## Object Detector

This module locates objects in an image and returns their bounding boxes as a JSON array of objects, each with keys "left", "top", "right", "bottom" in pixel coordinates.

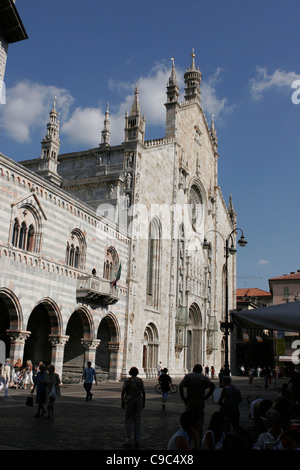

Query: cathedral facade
[{"left": 0, "top": 50, "right": 239, "bottom": 381}]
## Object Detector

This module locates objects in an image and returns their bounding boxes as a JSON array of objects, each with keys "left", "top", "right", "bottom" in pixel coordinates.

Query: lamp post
[{"left": 203, "top": 228, "right": 247, "bottom": 377}]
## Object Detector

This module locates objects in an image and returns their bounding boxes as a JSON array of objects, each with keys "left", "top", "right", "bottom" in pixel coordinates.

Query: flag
[{"left": 112, "top": 263, "right": 122, "bottom": 288}]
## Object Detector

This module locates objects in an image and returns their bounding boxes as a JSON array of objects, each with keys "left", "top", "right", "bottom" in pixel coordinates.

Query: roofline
[{"left": 0, "top": 0, "right": 28, "bottom": 43}]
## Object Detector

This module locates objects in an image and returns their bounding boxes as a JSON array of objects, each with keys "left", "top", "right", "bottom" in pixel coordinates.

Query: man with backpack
[{"left": 121, "top": 367, "right": 146, "bottom": 448}]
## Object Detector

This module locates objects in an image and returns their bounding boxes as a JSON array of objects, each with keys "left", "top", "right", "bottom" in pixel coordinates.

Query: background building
[
  {"left": 233, "top": 288, "right": 273, "bottom": 372},
  {"left": 269, "top": 271, "right": 300, "bottom": 366}
]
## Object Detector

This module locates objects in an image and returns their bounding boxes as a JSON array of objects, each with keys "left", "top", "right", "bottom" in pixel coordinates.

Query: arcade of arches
[
  {"left": 1, "top": 287, "right": 212, "bottom": 379},
  {"left": 0, "top": 289, "right": 121, "bottom": 381}
]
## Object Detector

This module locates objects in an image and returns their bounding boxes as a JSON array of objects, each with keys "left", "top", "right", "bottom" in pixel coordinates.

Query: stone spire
[
  {"left": 210, "top": 114, "right": 218, "bottom": 149},
  {"left": 130, "top": 85, "right": 141, "bottom": 115},
  {"left": 124, "top": 85, "right": 145, "bottom": 143},
  {"left": 165, "top": 58, "right": 180, "bottom": 138},
  {"left": 38, "top": 97, "right": 61, "bottom": 185},
  {"left": 228, "top": 193, "right": 237, "bottom": 224},
  {"left": 101, "top": 103, "right": 110, "bottom": 146},
  {"left": 166, "top": 58, "right": 179, "bottom": 104},
  {"left": 184, "top": 49, "right": 202, "bottom": 102}
]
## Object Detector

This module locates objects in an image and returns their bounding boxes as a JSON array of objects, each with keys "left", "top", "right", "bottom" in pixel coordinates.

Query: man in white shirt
[
  {"left": 252, "top": 409, "right": 284, "bottom": 450},
  {"left": 82, "top": 361, "right": 97, "bottom": 401}
]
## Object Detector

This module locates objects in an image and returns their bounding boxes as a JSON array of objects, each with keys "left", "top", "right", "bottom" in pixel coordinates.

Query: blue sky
[{"left": 1, "top": 0, "right": 300, "bottom": 293}]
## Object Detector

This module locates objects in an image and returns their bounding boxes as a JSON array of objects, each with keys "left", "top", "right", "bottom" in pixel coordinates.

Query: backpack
[{"left": 125, "top": 377, "right": 142, "bottom": 403}]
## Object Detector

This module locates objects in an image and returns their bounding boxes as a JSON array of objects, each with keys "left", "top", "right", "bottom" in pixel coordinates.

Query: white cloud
[
  {"left": 109, "top": 61, "right": 172, "bottom": 132},
  {"left": 62, "top": 107, "right": 103, "bottom": 147},
  {"left": 1, "top": 81, "right": 74, "bottom": 143},
  {"left": 109, "top": 62, "right": 234, "bottom": 139},
  {"left": 201, "top": 68, "right": 234, "bottom": 119},
  {"left": 1, "top": 63, "right": 233, "bottom": 149},
  {"left": 257, "top": 260, "right": 270, "bottom": 266},
  {"left": 250, "top": 67, "right": 300, "bottom": 100}
]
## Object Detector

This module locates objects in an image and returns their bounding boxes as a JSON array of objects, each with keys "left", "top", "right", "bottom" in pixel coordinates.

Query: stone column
[
  {"left": 48, "top": 335, "right": 69, "bottom": 380},
  {"left": 7, "top": 330, "right": 31, "bottom": 376},
  {"left": 108, "top": 342, "right": 122, "bottom": 380},
  {"left": 81, "top": 339, "right": 101, "bottom": 368}
]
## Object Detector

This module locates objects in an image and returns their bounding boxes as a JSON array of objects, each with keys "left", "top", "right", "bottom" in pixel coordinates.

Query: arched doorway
[
  {"left": 96, "top": 313, "right": 120, "bottom": 380},
  {"left": 23, "top": 298, "right": 62, "bottom": 369},
  {"left": 64, "top": 308, "right": 92, "bottom": 373},
  {"left": 186, "top": 303, "right": 202, "bottom": 371},
  {"left": 0, "top": 296, "right": 11, "bottom": 357},
  {"left": 142, "top": 322, "right": 159, "bottom": 377},
  {"left": 96, "top": 317, "right": 110, "bottom": 372},
  {"left": 23, "top": 304, "right": 52, "bottom": 367},
  {"left": 0, "top": 288, "right": 23, "bottom": 361}
]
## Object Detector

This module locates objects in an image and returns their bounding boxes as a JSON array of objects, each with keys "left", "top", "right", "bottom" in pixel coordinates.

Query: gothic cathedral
[{"left": 0, "top": 49, "right": 238, "bottom": 380}]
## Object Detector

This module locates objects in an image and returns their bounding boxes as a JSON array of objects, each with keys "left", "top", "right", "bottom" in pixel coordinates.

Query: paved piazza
[{"left": 0, "top": 376, "right": 286, "bottom": 454}]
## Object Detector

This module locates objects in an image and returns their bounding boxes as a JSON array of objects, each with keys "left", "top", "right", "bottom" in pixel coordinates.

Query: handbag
[
  {"left": 49, "top": 384, "right": 56, "bottom": 399},
  {"left": 26, "top": 396, "right": 33, "bottom": 407}
]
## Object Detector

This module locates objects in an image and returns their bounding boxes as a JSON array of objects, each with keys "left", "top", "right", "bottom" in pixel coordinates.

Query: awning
[{"left": 231, "top": 301, "right": 300, "bottom": 332}]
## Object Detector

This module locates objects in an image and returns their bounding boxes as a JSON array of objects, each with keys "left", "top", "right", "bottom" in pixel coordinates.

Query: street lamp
[{"left": 203, "top": 228, "right": 247, "bottom": 376}]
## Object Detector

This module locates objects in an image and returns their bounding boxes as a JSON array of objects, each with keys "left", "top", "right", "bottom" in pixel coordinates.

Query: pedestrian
[
  {"left": 82, "top": 361, "right": 97, "bottom": 401},
  {"left": 218, "top": 376, "right": 242, "bottom": 433},
  {"left": 23, "top": 360, "right": 34, "bottom": 390},
  {"left": 179, "top": 364, "right": 215, "bottom": 442},
  {"left": 31, "top": 363, "right": 47, "bottom": 417},
  {"left": 167, "top": 411, "right": 200, "bottom": 450},
  {"left": 219, "top": 367, "right": 224, "bottom": 387},
  {"left": 210, "top": 366, "right": 215, "bottom": 379},
  {"left": 13, "top": 358, "right": 22, "bottom": 385},
  {"left": 263, "top": 366, "right": 271, "bottom": 389},
  {"left": 248, "top": 367, "right": 255, "bottom": 383},
  {"left": 44, "top": 364, "right": 60, "bottom": 420},
  {"left": 252, "top": 409, "right": 284, "bottom": 450},
  {"left": 0, "top": 358, "right": 11, "bottom": 397},
  {"left": 256, "top": 366, "right": 262, "bottom": 378},
  {"left": 159, "top": 367, "right": 172, "bottom": 410},
  {"left": 201, "top": 411, "right": 229, "bottom": 450},
  {"left": 205, "top": 365, "right": 209, "bottom": 377},
  {"left": 121, "top": 367, "right": 145, "bottom": 448}
]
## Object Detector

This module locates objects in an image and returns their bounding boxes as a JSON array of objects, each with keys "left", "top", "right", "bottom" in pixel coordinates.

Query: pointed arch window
[
  {"left": 65, "top": 229, "right": 86, "bottom": 270},
  {"left": 11, "top": 207, "right": 38, "bottom": 253},
  {"left": 18, "top": 221, "right": 27, "bottom": 249},
  {"left": 12, "top": 218, "right": 20, "bottom": 247},
  {"left": 103, "top": 246, "right": 119, "bottom": 281},
  {"left": 146, "top": 218, "right": 161, "bottom": 308},
  {"left": 142, "top": 322, "right": 159, "bottom": 376}
]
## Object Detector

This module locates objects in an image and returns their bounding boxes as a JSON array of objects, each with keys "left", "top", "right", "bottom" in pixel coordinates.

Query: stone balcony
[{"left": 76, "top": 275, "right": 120, "bottom": 305}]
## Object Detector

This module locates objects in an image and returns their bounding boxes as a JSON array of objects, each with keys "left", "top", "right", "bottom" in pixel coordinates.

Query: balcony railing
[{"left": 76, "top": 275, "right": 120, "bottom": 305}]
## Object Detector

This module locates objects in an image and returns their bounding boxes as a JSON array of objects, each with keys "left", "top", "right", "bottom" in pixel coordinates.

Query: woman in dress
[
  {"left": 31, "top": 363, "right": 47, "bottom": 417},
  {"left": 23, "top": 360, "right": 34, "bottom": 390},
  {"left": 44, "top": 364, "right": 60, "bottom": 420}
]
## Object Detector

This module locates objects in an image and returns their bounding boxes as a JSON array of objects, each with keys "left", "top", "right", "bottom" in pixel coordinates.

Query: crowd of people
[
  {"left": 124, "top": 361, "right": 300, "bottom": 450},
  {"left": 1, "top": 356, "right": 300, "bottom": 450},
  {"left": 173, "top": 363, "right": 300, "bottom": 450},
  {"left": 0, "top": 358, "right": 61, "bottom": 420}
]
